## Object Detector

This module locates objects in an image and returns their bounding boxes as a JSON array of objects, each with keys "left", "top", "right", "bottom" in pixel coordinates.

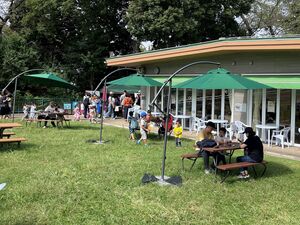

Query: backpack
[
  {"left": 130, "top": 118, "right": 139, "bottom": 129},
  {"left": 196, "top": 139, "right": 217, "bottom": 154}
]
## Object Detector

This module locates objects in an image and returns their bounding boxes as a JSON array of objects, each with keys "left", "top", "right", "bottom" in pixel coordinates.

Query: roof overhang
[{"left": 106, "top": 38, "right": 300, "bottom": 67}]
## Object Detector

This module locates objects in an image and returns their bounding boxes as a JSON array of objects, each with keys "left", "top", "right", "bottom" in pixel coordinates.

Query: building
[{"left": 106, "top": 37, "right": 300, "bottom": 146}]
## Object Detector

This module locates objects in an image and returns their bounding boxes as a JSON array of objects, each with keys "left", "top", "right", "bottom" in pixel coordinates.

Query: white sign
[
  {"left": 267, "top": 101, "right": 275, "bottom": 113},
  {"left": 235, "top": 103, "right": 247, "bottom": 112}
]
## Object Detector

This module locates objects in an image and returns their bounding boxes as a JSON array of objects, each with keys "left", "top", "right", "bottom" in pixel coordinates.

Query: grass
[{"left": 0, "top": 120, "right": 300, "bottom": 225}]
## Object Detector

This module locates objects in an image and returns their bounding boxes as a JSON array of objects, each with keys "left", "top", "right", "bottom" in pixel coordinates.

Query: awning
[{"left": 245, "top": 75, "right": 300, "bottom": 89}]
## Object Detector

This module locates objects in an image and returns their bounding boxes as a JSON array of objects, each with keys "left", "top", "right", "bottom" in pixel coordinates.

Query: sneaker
[
  {"left": 43, "top": 126, "right": 47, "bottom": 129},
  {"left": 237, "top": 173, "right": 250, "bottom": 179},
  {"left": 136, "top": 140, "right": 141, "bottom": 145},
  {"left": 204, "top": 169, "right": 211, "bottom": 175}
]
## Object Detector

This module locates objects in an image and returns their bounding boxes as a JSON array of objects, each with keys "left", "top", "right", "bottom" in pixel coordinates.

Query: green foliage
[
  {"left": 0, "top": 27, "right": 40, "bottom": 85},
  {"left": 283, "top": 0, "right": 300, "bottom": 34},
  {"left": 1, "top": 122, "right": 300, "bottom": 224},
  {"left": 2, "top": 0, "right": 134, "bottom": 92},
  {"left": 126, "top": 0, "right": 254, "bottom": 48}
]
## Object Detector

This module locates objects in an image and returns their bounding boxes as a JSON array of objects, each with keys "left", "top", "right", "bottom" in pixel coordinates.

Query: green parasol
[
  {"left": 23, "top": 73, "right": 77, "bottom": 90},
  {"left": 108, "top": 73, "right": 162, "bottom": 87},
  {"left": 174, "top": 68, "right": 271, "bottom": 89}
]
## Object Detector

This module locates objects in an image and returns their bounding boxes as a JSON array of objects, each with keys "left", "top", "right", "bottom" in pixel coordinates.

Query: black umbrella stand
[
  {"left": 89, "top": 68, "right": 138, "bottom": 145},
  {"left": 144, "top": 61, "right": 221, "bottom": 186}
]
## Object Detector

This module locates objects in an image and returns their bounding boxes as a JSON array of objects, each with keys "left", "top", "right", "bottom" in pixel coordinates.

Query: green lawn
[{"left": 0, "top": 121, "right": 300, "bottom": 225}]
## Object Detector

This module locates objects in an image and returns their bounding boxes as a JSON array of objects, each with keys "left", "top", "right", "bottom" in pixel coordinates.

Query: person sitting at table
[
  {"left": 196, "top": 122, "right": 225, "bottom": 174},
  {"left": 38, "top": 102, "right": 57, "bottom": 128},
  {"left": 237, "top": 127, "right": 264, "bottom": 179},
  {"left": 215, "top": 127, "right": 230, "bottom": 145}
]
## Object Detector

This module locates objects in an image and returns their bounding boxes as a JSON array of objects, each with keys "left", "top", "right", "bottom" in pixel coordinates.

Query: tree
[
  {"left": 6, "top": 0, "right": 134, "bottom": 91},
  {"left": 126, "top": 0, "right": 254, "bottom": 49},
  {"left": 239, "top": 0, "right": 298, "bottom": 36},
  {"left": 283, "top": 0, "right": 300, "bottom": 34},
  {"left": 0, "top": 0, "right": 25, "bottom": 34}
]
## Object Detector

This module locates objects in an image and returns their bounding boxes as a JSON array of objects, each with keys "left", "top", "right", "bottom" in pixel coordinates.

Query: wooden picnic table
[
  {"left": 0, "top": 123, "right": 22, "bottom": 138},
  {"left": 202, "top": 142, "right": 242, "bottom": 170}
]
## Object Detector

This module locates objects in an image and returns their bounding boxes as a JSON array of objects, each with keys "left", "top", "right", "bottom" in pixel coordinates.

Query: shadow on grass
[
  {"left": 217, "top": 160, "right": 293, "bottom": 184},
  {"left": 0, "top": 143, "right": 37, "bottom": 153}
]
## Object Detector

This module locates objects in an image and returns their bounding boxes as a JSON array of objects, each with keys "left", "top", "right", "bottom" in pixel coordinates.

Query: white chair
[
  {"left": 271, "top": 127, "right": 290, "bottom": 149},
  {"left": 193, "top": 117, "right": 206, "bottom": 134},
  {"left": 225, "top": 122, "right": 236, "bottom": 140},
  {"left": 225, "top": 121, "right": 248, "bottom": 140}
]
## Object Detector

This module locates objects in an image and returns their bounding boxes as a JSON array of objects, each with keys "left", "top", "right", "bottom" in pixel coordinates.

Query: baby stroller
[{"left": 158, "top": 114, "right": 174, "bottom": 138}]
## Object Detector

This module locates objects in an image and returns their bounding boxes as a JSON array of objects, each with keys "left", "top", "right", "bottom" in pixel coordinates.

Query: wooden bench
[
  {"left": 181, "top": 152, "right": 202, "bottom": 170},
  {"left": 2, "top": 132, "right": 15, "bottom": 138},
  {"left": 26, "top": 119, "right": 70, "bottom": 128},
  {"left": 0, "top": 137, "right": 27, "bottom": 146},
  {"left": 216, "top": 160, "right": 268, "bottom": 183}
]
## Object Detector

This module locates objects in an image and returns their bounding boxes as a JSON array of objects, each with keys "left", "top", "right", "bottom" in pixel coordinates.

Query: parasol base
[
  {"left": 93, "top": 140, "right": 109, "bottom": 145},
  {"left": 86, "top": 139, "right": 110, "bottom": 144},
  {"left": 141, "top": 173, "right": 182, "bottom": 186}
]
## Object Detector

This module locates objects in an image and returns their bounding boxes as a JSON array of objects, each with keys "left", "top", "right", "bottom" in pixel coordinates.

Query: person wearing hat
[
  {"left": 137, "top": 111, "right": 149, "bottom": 145},
  {"left": 237, "top": 127, "right": 264, "bottom": 179},
  {"left": 196, "top": 122, "right": 226, "bottom": 174}
]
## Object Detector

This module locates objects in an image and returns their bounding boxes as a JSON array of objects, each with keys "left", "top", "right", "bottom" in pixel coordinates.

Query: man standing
[
  {"left": 105, "top": 92, "right": 115, "bottom": 119},
  {"left": 83, "top": 92, "right": 90, "bottom": 118}
]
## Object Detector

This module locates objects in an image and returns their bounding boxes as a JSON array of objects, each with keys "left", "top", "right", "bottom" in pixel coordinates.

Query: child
[
  {"left": 29, "top": 103, "right": 37, "bottom": 119},
  {"left": 89, "top": 105, "right": 96, "bottom": 123},
  {"left": 73, "top": 105, "right": 81, "bottom": 121},
  {"left": 21, "top": 104, "right": 29, "bottom": 121},
  {"left": 215, "top": 127, "right": 230, "bottom": 145},
  {"left": 128, "top": 111, "right": 138, "bottom": 140},
  {"left": 137, "top": 111, "right": 149, "bottom": 145},
  {"left": 173, "top": 120, "right": 183, "bottom": 147}
]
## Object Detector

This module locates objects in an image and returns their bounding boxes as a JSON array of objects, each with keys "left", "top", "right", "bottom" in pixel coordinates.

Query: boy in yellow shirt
[{"left": 173, "top": 120, "right": 183, "bottom": 147}]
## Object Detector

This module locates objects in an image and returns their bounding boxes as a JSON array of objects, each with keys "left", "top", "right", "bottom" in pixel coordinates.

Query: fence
[{"left": 15, "top": 97, "right": 80, "bottom": 114}]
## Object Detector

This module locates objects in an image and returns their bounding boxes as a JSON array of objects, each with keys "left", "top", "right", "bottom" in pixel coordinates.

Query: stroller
[{"left": 158, "top": 114, "right": 174, "bottom": 138}]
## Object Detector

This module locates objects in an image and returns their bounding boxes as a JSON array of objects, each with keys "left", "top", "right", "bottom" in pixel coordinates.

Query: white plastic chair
[
  {"left": 193, "top": 117, "right": 206, "bottom": 134},
  {"left": 271, "top": 127, "right": 290, "bottom": 149},
  {"left": 225, "top": 121, "right": 248, "bottom": 140}
]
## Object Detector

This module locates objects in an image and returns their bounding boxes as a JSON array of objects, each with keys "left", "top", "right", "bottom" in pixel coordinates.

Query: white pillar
[
  {"left": 231, "top": 89, "right": 235, "bottom": 123},
  {"left": 211, "top": 90, "right": 215, "bottom": 119},
  {"left": 221, "top": 89, "right": 225, "bottom": 120},
  {"left": 248, "top": 90, "right": 253, "bottom": 126},
  {"left": 154, "top": 86, "right": 157, "bottom": 112},
  {"left": 262, "top": 89, "right": 267, "bottom": 141},
  {"left": 192, "top": 89, "right": 196, "bottom": 117},
  {"left": 175, "top": 88, "right": 178, "bottom": 115},
  {"left": 291, "top": 89, "right": 296, "bottom": 145},
  {"left": 276, "top": 89, "right": 280, "bottom": 128},
  {"left": 202, "top": 90, "right": 206, "bottom": 120}
]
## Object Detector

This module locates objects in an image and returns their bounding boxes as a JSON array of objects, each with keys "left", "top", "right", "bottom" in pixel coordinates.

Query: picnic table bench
[
  {"left": 2, "top": 132, "right": 15, "bottom": 138},
  {"left": 181, "top": 152, "right": 202, "bottom": 170},
  {"left": 26, "top": 118, "right": 71, "bottom": 127},
  {"left": 0, "top": 137, "right": 27, "bottom": 146},
  {"left": 216, "top": 160, "right": 268, "bottom": 183}
]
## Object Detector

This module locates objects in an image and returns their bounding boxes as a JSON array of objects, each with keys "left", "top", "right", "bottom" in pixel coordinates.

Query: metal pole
[
  {"left": 91, "top": 67, "right": 138, "bottom": 144},
  {"left": 148, "top": 61, "right": 221, "bottom": 183},
  {"left": 12, "top": 77, "right": 18, "bottom": 122},
  {"left": 161, "top": 79, "right": 172, "bottom": 180},
  {"left": 99, "top": 80, "right": 106, "bottom": 143}
]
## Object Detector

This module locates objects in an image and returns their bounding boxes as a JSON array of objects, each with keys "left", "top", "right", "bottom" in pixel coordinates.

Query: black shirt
[{"left": 244, "top": 135, "right": 264, "bottom": 162}]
